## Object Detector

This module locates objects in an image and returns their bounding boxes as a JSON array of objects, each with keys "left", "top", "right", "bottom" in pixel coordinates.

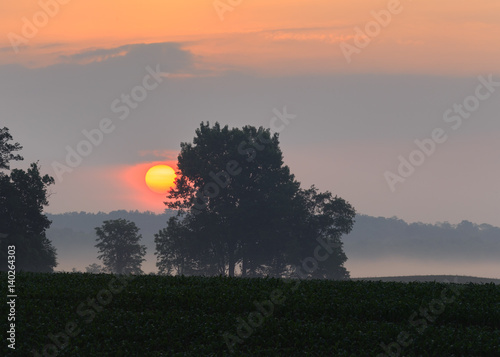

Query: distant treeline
[
  {"left": 47, "top": 209, "right": 176, "bottom": 236},
  {"left": 46, "top": 211, "right": 500, "bottom": 272},
  {"left": 345, "top": 215, "right": 500, "bottom": 261},
  {"left": 46, "top": 210, "right": 176, "bottom": 270}
]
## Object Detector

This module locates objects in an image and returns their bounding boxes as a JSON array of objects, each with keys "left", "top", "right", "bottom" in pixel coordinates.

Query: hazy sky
[{"left": 1, "top": 0, "right": 499, "bottom": 227}]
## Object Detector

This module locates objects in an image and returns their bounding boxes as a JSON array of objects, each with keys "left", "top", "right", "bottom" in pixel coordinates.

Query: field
[
  {"left": 2, "top": 272, "right": 500, "bottom": 356},
  {"left": 353, "top": 275, "right": 500, "bottom": 284}
]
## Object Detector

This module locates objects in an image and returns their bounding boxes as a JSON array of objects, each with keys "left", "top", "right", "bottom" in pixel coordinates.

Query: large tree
[
  {"left": 95, "top": 219, "right": 147, "bottom": 274},
  {"left": 0, "top": 127, "right": 57, "bottom": 272},
  {"left": 155, "top": 122, "right": 355, "bottom": 279}
]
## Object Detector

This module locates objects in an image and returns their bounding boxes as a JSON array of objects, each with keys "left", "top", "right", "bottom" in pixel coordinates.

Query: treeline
[
  {"left": 46, "top": 211, "right": 177, "bottom": 274},
  {"left": 345, "top": 215, "right": 500, "bottom": 261},
  {"left": 48, "top": 210, "right": 176, "bottom": 237},
  {"left": 46, "top": 211, "right": 500, "bottom": 274}
]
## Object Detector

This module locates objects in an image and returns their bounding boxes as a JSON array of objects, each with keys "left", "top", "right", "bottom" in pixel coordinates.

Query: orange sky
[
  {"left": 3, "top": 1, "right": 500, "bottom": 279},
  {"left": 1, "top": 0, "right": 499, "bottom": 75},
  {"left": 2, "top": 0, "right": 499, "bottom": 216},
  {"left": 63, "top": 161, "right": 180, "bottom": 214},
  {"left": 118, "top": 160, "right": 178, "bottom": 212}
]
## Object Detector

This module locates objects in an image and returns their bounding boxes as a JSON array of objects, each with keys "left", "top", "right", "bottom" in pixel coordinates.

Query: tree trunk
[
  {"left": 228, "top": 252, "right": 234, "bottom": 277},
  {"left": 241, "top": 252, "right": 247, "bottom": 277},
  {"left": 227, "top": 229, "right": 235, "bottom": 277}
]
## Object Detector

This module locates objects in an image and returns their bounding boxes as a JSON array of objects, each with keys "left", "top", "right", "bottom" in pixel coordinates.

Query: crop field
[{"left": 1, "top": 272, "right": 499, "bottom": 356}]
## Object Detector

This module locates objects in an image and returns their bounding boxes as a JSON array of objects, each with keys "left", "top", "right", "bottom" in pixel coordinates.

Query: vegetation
[
  {"left": 2, "top": 272, "right": 499, "bottom": 356},
  {"left": 347, "top": 215, "right": 500, "bottom": 261},
  {"left": 95, "top": 219, "right": 147, "bottom": 274},
  {"left": 44, "top": 211, "right": 500, "bottom": 275},
  {"left": 85, "top": 263, "right": 105, "bottom": 274},
  {"left": 0, "top": 127, "right": 23, "bottom": 170},
  {"left": 156, "top": 122, "right": 355, "bottom": 279},
  {"left": 0, "top": 127, "right": 57, "bottom": 272}
]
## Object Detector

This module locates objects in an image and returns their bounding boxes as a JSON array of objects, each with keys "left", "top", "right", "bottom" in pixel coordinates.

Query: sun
[{"left": 145, "top": 165, "right": 176, "bottom": 194}]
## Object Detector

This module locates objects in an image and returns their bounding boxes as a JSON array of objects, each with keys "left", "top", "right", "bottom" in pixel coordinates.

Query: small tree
[
  {"left": 95, "top": 219, "right": 146, "bottom": 274},
  {"left": 85, "top": 263, "right": 104, "bottom": 274}
]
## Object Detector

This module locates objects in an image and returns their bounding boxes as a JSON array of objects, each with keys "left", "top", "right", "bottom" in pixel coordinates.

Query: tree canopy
[
  {"left": 0, "top": 127, "right": 23, "bottom": 170},
  {"left": 95, "top": 219, "right": 147, "bottom": 274},
  {"left": 155, "top": 122, "right": 355, "bottom": 279},
  {"left": 0, "top": 127, "right": 57, "bottom": 272},
  {"left": 85, "top": 263, "right": 104, "bottom": 274}
]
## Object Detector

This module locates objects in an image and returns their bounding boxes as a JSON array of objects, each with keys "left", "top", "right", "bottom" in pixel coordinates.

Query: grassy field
[{"left": 2, "top": 272, "right": 499, "bottom": 356}]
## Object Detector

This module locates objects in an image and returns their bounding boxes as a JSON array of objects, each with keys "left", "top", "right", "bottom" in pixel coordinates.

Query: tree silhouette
[
  {"left": 156, "top": 122, "right": 355, "bottom": 278},
  {"left": 289, "top": 186, "right": 355, "bottom": 279},
  {"left": 85, "top": 263, "right": 104, "bottom": 274},
  {"left": 155, "top": 215, "right": 200, "bottom": 275},
  {"left": 95, "top": 219, "right": 146, "bottom": 274},
  {"left": 0, "top": 127, "right": 23, "bottom": 170},
  {"left": 0, "top": 127, "right": 57, "bottom": 272}
]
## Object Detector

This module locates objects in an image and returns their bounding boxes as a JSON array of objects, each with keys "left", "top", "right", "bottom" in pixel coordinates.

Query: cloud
[
  {"left": 0, "top": 41, "right": 195, "bottom": 169},
  {"left": 396, "top": 39, "right": 425, "bottom": 46},
  {"left": 38, "top": 42, "right": 68, "bottom": 49},
  {"left": 139, "top": 149, "right": 179, "bottom": 160},
  {"left": 261, "top": 27, "right": 354, "bottom": 45},
  {"left": 61, "top": 44, "right": 134, "bottom": 62},
  {"left": 0, "top": 45, "right": 26, "bottom": 53},
  {"left": 55, "top": 42, "right": 194, "bottom": 73}
]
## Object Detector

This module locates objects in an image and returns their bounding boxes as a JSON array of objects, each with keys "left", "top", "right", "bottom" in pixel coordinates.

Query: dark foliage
[
  {"left": 0, "top": 128, "right": 57, "bottom": 272},
  {"left": 156, "top": 122, "right": 355, "bottom": 279},
  {"left": 95, "top": 219, "right": 147, "bottom": 274}
]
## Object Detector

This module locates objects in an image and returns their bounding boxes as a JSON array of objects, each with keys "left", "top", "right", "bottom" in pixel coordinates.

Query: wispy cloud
[
  {"left": 138, "top": 149, "right": 179, "bottom": 160},
  {"left": 58, "top": 42, "right": 192, "bottom": 67},
  {"left": 60, "top": 45, "right": 133, "bottom": 64},
  {"left": 262, "top": 27, "right": 354, "bottom": 45},
  {"left": 0, "top": 45, "right": 26, "bottom": 53}
]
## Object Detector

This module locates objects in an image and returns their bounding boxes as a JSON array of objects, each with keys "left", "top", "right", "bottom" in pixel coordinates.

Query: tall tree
[
  {"left": 0, "top": 127, "right": 23, "bottom": 170},
  {"left": 156, "top": 215, "right": 201, "bottom": 275},
  {"left": 95, "top": 219, "right": 146, "bottom": 274},
  {"left": 156, "top": 122, "right": 355, "bottom": 278},
  {"left": 0, "top": 128, "right": 57, "bottom": 272}
]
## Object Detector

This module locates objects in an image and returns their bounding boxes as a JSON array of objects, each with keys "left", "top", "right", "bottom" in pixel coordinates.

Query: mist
[{"left": 46, "top": 211, "right": 500, "bottom": 279}]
